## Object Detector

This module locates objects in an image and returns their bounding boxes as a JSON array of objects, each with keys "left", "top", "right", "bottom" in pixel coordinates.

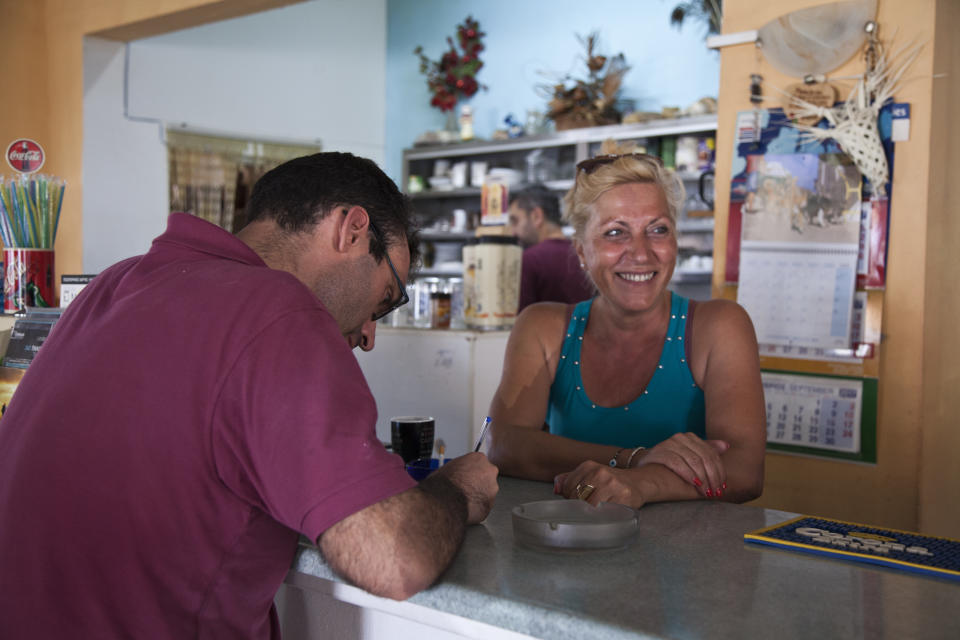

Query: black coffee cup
[{"left": 390, "top": 416, "right": 435, "bottom": 463}]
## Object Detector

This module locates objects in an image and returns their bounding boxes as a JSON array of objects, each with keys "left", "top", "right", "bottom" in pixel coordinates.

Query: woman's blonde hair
[{"left": 562, "top": 139, "right": 685, "bottom": 241}]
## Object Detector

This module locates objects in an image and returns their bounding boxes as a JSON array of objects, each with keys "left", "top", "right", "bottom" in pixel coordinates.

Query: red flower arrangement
[{"left": 414, "top": 16, "right": 486, "bottom": 112}]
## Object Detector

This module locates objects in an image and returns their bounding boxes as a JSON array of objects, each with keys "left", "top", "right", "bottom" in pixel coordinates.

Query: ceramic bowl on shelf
[
  {"left": 486, "top": 168, "right": 523, "bottom": 186},
  {"left": 428, "top": 176, "right": 453, "bottom": 191}
]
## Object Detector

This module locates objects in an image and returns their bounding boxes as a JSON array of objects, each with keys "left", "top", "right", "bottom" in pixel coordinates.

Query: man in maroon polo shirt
[
  {"left": 0, "top": 152, "right": 498, "bottom": 638},
  {"left": 507, "top": 183, "right": 594, "bottom": 312}
]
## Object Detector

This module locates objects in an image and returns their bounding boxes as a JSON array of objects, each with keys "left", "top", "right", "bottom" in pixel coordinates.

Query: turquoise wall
[{"left": 385, "top": 0, "right": 720, "bottom": 181}]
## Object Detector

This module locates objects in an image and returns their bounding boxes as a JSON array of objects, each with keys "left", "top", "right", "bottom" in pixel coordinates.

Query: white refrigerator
[{"left": 355, "top": 327, "right": 510, "bottom": 458}]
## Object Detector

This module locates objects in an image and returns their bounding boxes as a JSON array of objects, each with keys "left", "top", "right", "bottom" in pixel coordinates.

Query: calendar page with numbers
[
  {"left": 758, "top": 291, "right": 868, "bottom": 362},
  {"left": 762, "top": 372, "right": 863, "bottom": 454},
  {"left": 740, "top": 245, "right": 859, "bottom": 350}
]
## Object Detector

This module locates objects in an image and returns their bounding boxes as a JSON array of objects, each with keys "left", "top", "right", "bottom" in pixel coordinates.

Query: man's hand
[{"left": 428, "top": 452, "right": 499, "bottom": 524}]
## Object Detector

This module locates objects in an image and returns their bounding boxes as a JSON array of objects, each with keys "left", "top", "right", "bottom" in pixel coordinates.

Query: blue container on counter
[{"left": 405, "top": 457, "right": 441, "bottom": 482}]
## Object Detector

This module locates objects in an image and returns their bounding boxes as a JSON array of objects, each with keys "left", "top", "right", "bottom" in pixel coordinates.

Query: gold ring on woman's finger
[{"left": 575, "top": 482, "right": 595, "bottom": 500}]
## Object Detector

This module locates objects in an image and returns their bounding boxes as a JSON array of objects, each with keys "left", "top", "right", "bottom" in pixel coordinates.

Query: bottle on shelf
[
  {"left": 660, "top": 136, "right": 677, "bottom": 170},
  {"left": 459, "top": 105, "right": 475, "bottom": 141}
]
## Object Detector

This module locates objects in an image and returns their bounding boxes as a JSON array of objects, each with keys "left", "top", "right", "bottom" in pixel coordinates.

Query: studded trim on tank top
[{"left": 562, "top": 298, "right": 695, "bottom": 410}]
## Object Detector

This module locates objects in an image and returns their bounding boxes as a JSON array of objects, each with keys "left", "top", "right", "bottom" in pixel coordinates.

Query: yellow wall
[
  {"left": 716, "top": 0, "right": 959, "bottom": 536},
  {"left": 0, "top": 2, "right": 51, "bottom": 217},
  {"left": 0, "top": 0, "right": 300, "bottom": 298},
  {"left": 918, "top": 0, "right": 960, "bottom": 536}
]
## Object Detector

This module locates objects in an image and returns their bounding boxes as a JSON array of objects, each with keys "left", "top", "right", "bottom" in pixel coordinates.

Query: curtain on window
[{"left": 166, "top": 130, "right": 320, "bottom": 233}]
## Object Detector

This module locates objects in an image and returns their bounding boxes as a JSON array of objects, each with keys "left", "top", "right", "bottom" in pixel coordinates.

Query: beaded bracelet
[
  {"left": 609, "top": 447, "right": 626, "bottom": 467},
  {"left": 625, "top": 446, "right": 646, "bottom": 468}
]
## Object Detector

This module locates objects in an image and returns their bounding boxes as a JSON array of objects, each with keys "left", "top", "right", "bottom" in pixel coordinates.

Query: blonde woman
[{"left": 487, "top": 143, "right": 765, "bottom": 507}]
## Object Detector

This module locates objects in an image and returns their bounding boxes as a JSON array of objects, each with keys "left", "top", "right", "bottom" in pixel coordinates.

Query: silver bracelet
[
  {"left": 625, "top": 446, "right": 646, "bottom": 468},
  {"left": 609, "top": 448, "right": 626, "bottom": 467}
]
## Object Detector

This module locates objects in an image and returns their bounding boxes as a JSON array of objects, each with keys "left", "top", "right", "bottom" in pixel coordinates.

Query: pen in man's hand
[{"left": 474, "top": 416, "right": 492, "bottom": 452}]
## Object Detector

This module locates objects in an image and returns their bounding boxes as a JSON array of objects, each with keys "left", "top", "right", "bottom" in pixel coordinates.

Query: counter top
[{"left": 288, "top": 477, "right": 960, "bottom": 639}]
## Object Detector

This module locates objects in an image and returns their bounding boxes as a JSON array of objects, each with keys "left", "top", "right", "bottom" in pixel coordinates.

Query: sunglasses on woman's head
[{"left": 576, "top": 153, "right": 664, "bottom": 175}]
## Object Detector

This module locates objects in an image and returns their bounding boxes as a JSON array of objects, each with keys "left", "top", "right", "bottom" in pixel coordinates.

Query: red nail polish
[
  {"left": 716, "top": 489, "right": 723, "bottom": 498},
  {"left": 722, "top": 482, "right": 727, "bottom": 490},
  {"left": 705, "top": 489, "right": 712, "bottom": 497},
  {"left": 693, "top": 477, "right": 702, "bottom": 487}
]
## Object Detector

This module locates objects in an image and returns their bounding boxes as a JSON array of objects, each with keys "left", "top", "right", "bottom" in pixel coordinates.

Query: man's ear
[
  {"left": 530, "top": 206, "right": 545, "bottom": 227},
  {"left": 334, "top": 205, "right": 370, "bottom": 254}
]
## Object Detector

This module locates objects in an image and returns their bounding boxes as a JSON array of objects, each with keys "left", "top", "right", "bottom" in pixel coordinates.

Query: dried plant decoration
[
  {"left": 782, "top": 29, "right": 923, "bottom": 197},
  {"left": 541, "top": 33, "right": 631, "bottom": 130}
]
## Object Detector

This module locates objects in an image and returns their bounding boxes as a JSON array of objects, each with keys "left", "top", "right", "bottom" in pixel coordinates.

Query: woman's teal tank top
[{"left": 546, "top": 294, "right": 706, "bottom": 448}]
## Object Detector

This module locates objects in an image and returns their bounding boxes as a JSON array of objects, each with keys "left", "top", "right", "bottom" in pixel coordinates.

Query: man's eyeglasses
[
  {"left": 368, "top": 219, "right": 409, "bottom": 322},
  {"left": 576, "top": 153, "right": 664, "bottom": 175}
]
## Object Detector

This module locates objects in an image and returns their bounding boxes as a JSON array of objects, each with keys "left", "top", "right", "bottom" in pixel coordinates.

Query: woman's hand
[
  {"left": 554, "top": 433, "right": 730, "bottom": 508},
  {"left": 635, "top": 433, "right": 729, "bottom": 498},
  {"left": 554, "top": 461, "right": 641, "bottom": 508}
]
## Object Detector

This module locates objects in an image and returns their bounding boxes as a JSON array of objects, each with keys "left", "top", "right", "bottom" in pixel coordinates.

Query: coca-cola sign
[{"left": 6, "top": 138, "right": 45, "bottom": 174}]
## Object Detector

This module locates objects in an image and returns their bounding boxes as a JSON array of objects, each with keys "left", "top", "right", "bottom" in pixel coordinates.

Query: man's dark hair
[
  {"left": 245, "top": 152, "right": 419, "bottom": 265},
  {"left": 509, "top": 183, "right": 562, "bottom": 225}
]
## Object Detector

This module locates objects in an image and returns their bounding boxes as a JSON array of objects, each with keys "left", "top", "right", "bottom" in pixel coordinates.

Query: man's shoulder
[
  {"left": 524, "top": 237, "right": 574, "bottom": 259},
  {"left": 94, "top": 248, "right": 326, "bottom": 332},
  {"left": 199, "top": 260, "right": 328, "bottom": 327},
  {"left": 527, "top": 237, "right": 573, "bottom": 251}
]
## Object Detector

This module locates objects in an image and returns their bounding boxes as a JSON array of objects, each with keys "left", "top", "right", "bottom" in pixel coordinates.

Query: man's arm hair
[{"left": 318, "top": 474, "right": 467, "bottom": 600}]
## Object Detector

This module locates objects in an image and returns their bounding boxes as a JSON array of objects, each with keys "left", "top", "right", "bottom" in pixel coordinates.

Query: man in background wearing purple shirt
[
  {"left": 508, "top": 184, "right": 594, "bottom": 312},
  {"left": 0, "top": 152, "right": 498, "bottom": 639}
]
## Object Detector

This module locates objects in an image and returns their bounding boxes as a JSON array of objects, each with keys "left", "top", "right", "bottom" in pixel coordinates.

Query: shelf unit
[
  {"left": 402, "top": 114, "right": 717, "bottom": 180},
  {"left": 402, "top": 114, "right": 718, "bottom": 298}
]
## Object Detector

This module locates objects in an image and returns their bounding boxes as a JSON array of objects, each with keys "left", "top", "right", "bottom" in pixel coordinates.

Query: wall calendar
[{"left": 762, "top": 371, "right": 877, "bottom": 462}]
